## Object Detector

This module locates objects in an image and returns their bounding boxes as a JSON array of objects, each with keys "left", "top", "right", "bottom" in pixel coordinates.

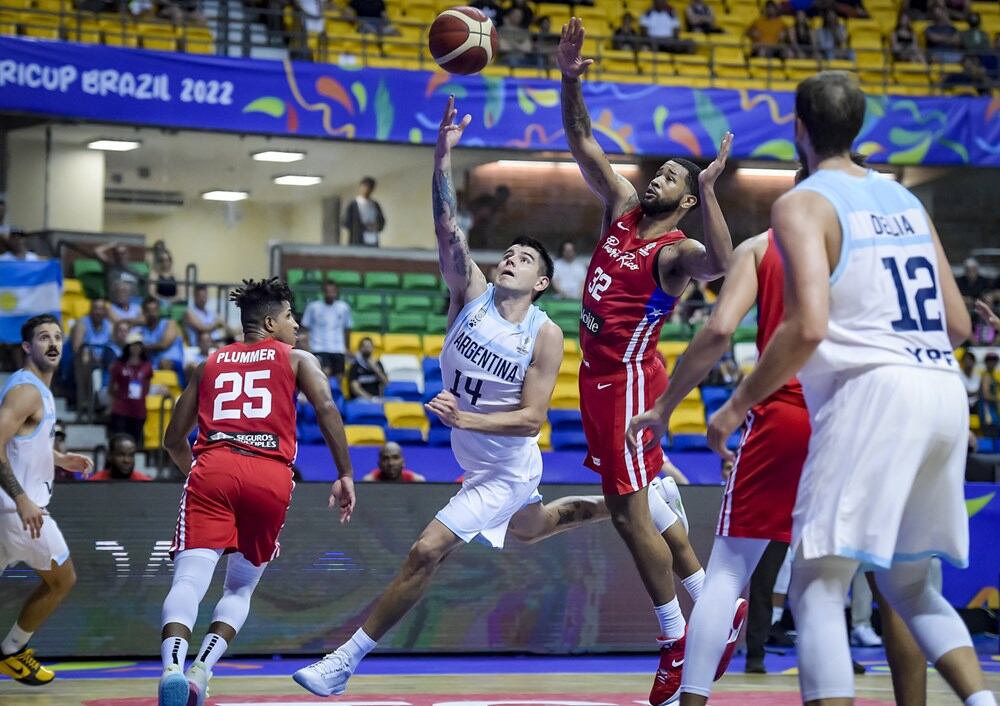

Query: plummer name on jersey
[
  {"left": 207, "top": 430, "right": 279, "bottom": 449},
  {"left": 216, "top": 349, "right": 278, "bottom": 364},
  {"left": 451, "top": 331, "right": 522, "bottom": 382}
]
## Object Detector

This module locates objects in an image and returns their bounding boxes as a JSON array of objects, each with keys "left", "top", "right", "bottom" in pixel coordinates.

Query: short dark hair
[
  {"left": 509, "top": 236, "right": 554, "bottom": 302},
  {"left": 796, "top": 71, "right": 865, "bottom": 160},
  {"left": 21, "top": 314, "right": 59, "bottom": 343},
  {"left": 142, "top": 296, "right": 158, "bottom": 309},
  {"left": 194, "top": 284, "right": 208, "bottom": 294},
  {"left": 359, "top": 336, "right": 374, "bottom": 346},
  {"left": 231, "top": 277, "right": 294, "bottom": 329},
  {"left": 361, "top": 176, "right": 376, "bottom": 189},
  {"left": 672, "top": 158, "right": 702, "bottom": 208},
  {"left": 108, "top": 432, "right": 136, "bottom": 452}
]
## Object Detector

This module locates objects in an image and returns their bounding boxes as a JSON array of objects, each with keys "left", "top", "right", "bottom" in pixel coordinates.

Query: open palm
[
  {"left": 557, "top": 17, "right": 594, "bottom": 78},
  {"left": 700, "top": 132, "right": 734, "bottom": 187}
]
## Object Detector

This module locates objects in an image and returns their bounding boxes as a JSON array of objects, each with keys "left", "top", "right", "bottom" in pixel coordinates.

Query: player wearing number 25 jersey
[{"left": 157, "top": 278, "right": 354, "bottom": 706}]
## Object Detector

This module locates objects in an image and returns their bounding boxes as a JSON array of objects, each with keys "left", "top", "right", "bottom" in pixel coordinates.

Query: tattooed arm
[
  {"left": 0, "top": 384, "right": 46, "bottom": 538},
  {"left": 434, "top": 96, "right": 488, "bottom": 324},
  {"left": 558, "top": 18, "right": 637, "bottom": 220}
]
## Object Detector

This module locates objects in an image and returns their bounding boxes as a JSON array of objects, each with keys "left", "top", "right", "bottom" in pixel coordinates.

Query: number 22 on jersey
[{"left": 213, "top": 370, "right": 273, "bottom": 420}]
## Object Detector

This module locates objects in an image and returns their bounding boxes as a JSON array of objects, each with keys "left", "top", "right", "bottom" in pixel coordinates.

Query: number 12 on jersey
[
  {"left": 881, "top": 256, "right": 943, "bottom": 333},
  {"left": 449, "top": 370, "right": 484, "bottom": 406}
]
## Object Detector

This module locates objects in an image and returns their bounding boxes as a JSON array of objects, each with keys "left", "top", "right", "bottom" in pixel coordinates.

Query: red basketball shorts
[
  {"left": 580, "top": 362, "right": 667, "bottom": 496},
  {"left": 170, "top": 446, "right": 295, "bottom": 566},
  {"left": 717, "top": 396, "right": 810, "bottom": 543}
]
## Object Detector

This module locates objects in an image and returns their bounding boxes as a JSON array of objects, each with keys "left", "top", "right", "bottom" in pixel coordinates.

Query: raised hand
[
  {"left": 700, "top": 131, "right": 734, "bottom": 188},
  {"left": 57, "top": 452, "right": 95, "bottom": 478},
  {"left": 328, "top": 475, "right": 356, "bottom": 524},
  {"left": 557, "top": 17, "right": 595, "bottom": 79},
  {"left": 436, "top": 94, "right": 472, "bottom": 156},
  {"left": 975, "top": 299, "right": 999, "bottom": 333}
]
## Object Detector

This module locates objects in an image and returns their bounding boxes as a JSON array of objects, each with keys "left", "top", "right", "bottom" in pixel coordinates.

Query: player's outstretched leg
[
  {"left": 0, "top": 559, "right": 76, "bottom": 687},
  {"left": 294, "top": 520, "right": 463, "bottom": 697},
  {"left": 184, "top": 553, "right": 266, "bottom": 706},
  {"left": 158, "top": 548, "right": 221, "bottom": 706}
]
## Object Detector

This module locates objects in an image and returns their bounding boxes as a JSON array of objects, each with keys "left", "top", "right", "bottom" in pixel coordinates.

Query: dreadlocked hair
[{"left": 230, "top": 277, "right": 294, "bottom": 329}]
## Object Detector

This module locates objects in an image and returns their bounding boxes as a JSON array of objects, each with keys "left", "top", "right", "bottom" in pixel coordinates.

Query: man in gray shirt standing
[{"left": 342, "top": 176, "right": 386, "bottom": 247}]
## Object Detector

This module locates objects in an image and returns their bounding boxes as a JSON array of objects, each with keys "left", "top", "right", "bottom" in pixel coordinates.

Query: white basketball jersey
[
  {"left": 794, "top": 169, "right": 958, "bottom": 392},
  {"left": 440, "top": 285, "right": 551, "bottom": 477},
  {"left": 0, "top": 370, "right": 57, "bottom": 512}
]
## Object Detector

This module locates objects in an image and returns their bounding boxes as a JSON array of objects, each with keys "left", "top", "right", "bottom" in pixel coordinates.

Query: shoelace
[
  {"left": 19, "top": 649, "right": 42, "bottom": 672},
  {"left": 313, "top": 652, "right": 347, "bottom": 677}
]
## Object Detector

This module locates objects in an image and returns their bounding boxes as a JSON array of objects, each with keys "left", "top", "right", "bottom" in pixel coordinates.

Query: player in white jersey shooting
[
  {"left": 0, "top": 314, "right": 94, "bottom": 686},
  {"left": 708, "top": 71, "right": 994, "bottom": 706},
  {"left": 293, "top": 96, "right": 704, "bottom": 698}
]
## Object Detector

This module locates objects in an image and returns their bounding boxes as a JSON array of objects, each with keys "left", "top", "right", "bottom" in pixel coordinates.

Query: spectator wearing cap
[
  {"left": 91, "top": 434, "right": 153, "bottom": 481},
  {"left": 362, "top": 442, "right": 426, "bottom": 482},
  {"left": 108, "top": 332, "right": 153, "bottom": 447}
]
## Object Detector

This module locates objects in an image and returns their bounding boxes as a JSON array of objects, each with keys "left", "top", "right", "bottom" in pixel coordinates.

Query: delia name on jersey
[
  {"left": 452, "top": 331, "right": 522, "bottom": 383},
  {"left": 215, "top": 348, "right": 278, "bottom": 364},
  {"left": 847, "top": 208, "right": 928, "bottom": 239}
]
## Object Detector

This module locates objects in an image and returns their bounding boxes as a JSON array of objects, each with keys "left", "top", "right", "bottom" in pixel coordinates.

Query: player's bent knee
[{"left": 407, "top": 536, "right": 449, "bottom": 569}]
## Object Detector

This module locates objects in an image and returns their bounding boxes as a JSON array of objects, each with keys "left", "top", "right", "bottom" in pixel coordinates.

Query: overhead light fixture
[
  {"left": 273, "top": 175, "right": 323, "bottom": 186},
  {"left": 201, "top": 190, "right": 249, "bottom": 202},
  {"left": 736, "top": 167, "right": 798, "bottom": 178},
  {"left": 87, "top": 139, "right": 141, "bottom": 152},
  {"left": 496, "top": 159, "right": 639, "bottom": 175},
  {"left": 252, "top": 150, "right": 305, "bottom": 163}
]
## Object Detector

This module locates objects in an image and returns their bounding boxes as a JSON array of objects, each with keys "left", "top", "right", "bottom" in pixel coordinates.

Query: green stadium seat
[
  {"left": 732, "top": 326, "right": 758, "bottom": 343},
  {"left": 80, "top": 272, "right": 106, "bottom": 300},
  {"left": 401, "top": 272, "right": 439, "bottom": 290},
  {"left": 132, "top": 262, "right": 150, "bottom": 279},
  {"left": 354, "top": 293, "right": 387, "bottom": 312},
  {"left": 353, "top": 311, "right": 385, "bottom": 330},
  {"left": 426, "top": 313, "right": 449, "bottom": 334},
  {"left": 545, "top": 300, "right": 581, "bottom": 317},
  {"left": 169, "top": 303, "right": 187, "bottom": 323},
  {"left": 363, "top": 271, "right": 401, "bottom": 289},
  {"left": 327, "top": 270, "right": 363, "bottom": 288},
  {"left": 660, "top": 322, "right": 688, "bottom": 340},
  {"left": 286, "top": 268, "right": 306, "bottom": 286},
  {"left": 73, "top": 258, "right": 103, "bottom": 278},
  {"left": 553, "top": 314, "right": 580, "bottom": 338},
  {"left": 387, "top": 312, "right": 426, "bottom": 333},
  {"left": 393, "top": 294, "right": 435, "bottom": 313}
]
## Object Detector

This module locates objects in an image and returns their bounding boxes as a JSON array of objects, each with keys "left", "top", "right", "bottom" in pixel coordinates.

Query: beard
[{"left": 640, "top": 193, "right": 682, "bottom": 217}]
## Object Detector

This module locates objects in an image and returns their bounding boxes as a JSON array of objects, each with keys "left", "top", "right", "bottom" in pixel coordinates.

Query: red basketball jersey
[
  {"left": 195, "top": 339, "right": 298, "bottom": 465},
  {"left": 580, "top": 207, "right": 687, "bottom": 374},
  {"left": 756, "top": 229, "right": 804, "bottom": 405}
]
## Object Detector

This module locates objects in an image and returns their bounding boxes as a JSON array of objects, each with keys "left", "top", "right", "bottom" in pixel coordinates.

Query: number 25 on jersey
[{"left": 213, "top": 371, "right": 273, "bottom": 420}]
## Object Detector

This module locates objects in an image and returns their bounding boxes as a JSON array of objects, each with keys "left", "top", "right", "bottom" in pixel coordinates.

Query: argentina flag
[{"left": 0, "top": 260, "right": 62, "bottom": 343}]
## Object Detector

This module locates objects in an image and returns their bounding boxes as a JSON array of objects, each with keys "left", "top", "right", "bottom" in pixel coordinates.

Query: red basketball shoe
[
  {"left": 649, "top": 629, "right": 686, "bottom": 706},
  {"left": 714, "top": 598, "right": 748, "bottom": 681}
]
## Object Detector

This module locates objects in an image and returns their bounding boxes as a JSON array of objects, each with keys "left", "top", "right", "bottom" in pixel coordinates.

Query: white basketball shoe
[{"left": 293, "top": 649, "right": 354, "bottom": 696}]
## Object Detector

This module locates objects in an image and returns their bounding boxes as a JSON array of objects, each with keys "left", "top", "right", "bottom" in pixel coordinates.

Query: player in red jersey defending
[
  {"left": 628, "top": 157, "right": 929, "bottom": 706},
  {"left": 558, "top": 18, "right": 739, "bottom": 705},
  {"left": 156, "top": 278, "right": 355, "bottom": 706}
]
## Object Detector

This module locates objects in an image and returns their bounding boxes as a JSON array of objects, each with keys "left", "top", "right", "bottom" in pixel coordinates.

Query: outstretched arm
[
  {"left": 558, "top": 18, "right": 637, "bottom": 220},
  {"left": 628, "top": 235, "right": 763, "bottom": 453},
  {"left": 674, "top": 132, "right": 735, "bottom": 281},
  {"left": 433, "top": 95, "right": 488, "bottom": 320},
  {"left": 163, "top": 364, "right": 202, "bottom": 474}
]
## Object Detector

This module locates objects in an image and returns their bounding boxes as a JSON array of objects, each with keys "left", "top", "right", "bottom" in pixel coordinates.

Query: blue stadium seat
[
  {"left": 298, "top": 423, "right": 325, "bottom": 444},
  {"left": 384, "top": 381, "right": 422, "bottom": 402},
  {"left": 422, "top": 356, "right": 442, "bottom": 383},
  {"left": 343, "top": 400, "right": 387, "bottom": 426},
  {"left": 727, "top": 431, "right": 742, "bottom": 450},
  {"left": 329, "top": 381, "right": 345, "bottom": 412},
  {"left": 422, "top": 381, "right": 444, "bottom": 403},
  {"left": 670, "top": 434, "right": 710, "bottom": 451},
  {"left": 386, "top": 428, "right": 425, "bottom": 445},
  {"left": 977, "top": 437, "right": 997, "bottom": 453},
  {"left": 700, "top": 386, "right": 732, "bottom": 417},
  {"left": 548, "top": 408, "right": 583, "bottom": 432},
  {"left": 550, "top": 429, "right": 589, "bottom": 451},
  {"left": 427, "top": 427, "right": 452, "bottom": 446},
  {"left": 297, "top": 400, "right": 317, "bottom": 425}
]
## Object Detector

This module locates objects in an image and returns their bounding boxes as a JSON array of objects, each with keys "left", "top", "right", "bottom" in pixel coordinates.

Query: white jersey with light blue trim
[
  {"left": 440, "top": 285, "right": 551, "bottom": 477},
  {"left": 0, "top": 370, "right": 57, "bottom": 512},
  {"left": 794, "top": 169, "right": 957, "bottom": 385}
]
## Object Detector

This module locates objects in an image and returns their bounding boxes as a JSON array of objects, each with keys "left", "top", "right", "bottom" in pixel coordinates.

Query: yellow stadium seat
[
  {"left": 785, "top": 57, "right": 820, "bottom": 80},
  {"left": 550, "top": 381, "right": 580, "bottom": 410},
  {"left": 562, "top": 337, "right": 580, "bottom": 358},
  {"left": 557, "top": 358, "right": 579, "bottom": 385},
  {"left": 137, "top": 22, "right": 177, "bottom": 51},
  {"left": 713, "top": 45, "right": 749, "bottom": 77},
  {"left": 674, "top": 53, "right": 712, "bottom": 77},
  {"left": 669, "top": 406, "right": 707, "bottom": 435},
  {"left": 893, "top": 62, "right": 930, "bottom": 87},
  {"left": 657, "top": 341, "right": 688, "bottom": 359},
  {"left": 538, "top": 421, "right": 552, "bottom": 451},
  {"left": 144, "top": 394, "right": 174, "bottom": 449},
  {"left": 970, "top": 413, "right": 981, "bottom": 432},
  {"left": 748, "top": 55, "right": 784, "bottom": 80},
  {"left": 100, "top": 20, "right": 138, "bottom": 47},
  {"left": 345, "top": 425, "right": 386, "bottom": 446},
  {"left": 63, "top": 278, "right": 84, "bottom": 295},
  {"left": 384, "top": 401, "right": 429, "bottom": 434},
  {"left": 717, "top": 13, "right": 751, "bottom": 36},
  {"left": 350, "top": 331, "right": 383, "bottom": 355},
  {"left": 382, "top": 333, "right": 422, "bottom": 355},
  {"left": 151, "top": 369, "right": 181, "bottom": 398},
  {"left": 69, "top": 19, "right": 102, "bottom": 44},
  {"left": 422, "top": 334, "right": 445, "bottom": 358},
  {"left": 182, "top": 27, "right": 214, "bottom": 54},
  {"left": 19, "top": 13, "right": 59, "bottom": 39}
]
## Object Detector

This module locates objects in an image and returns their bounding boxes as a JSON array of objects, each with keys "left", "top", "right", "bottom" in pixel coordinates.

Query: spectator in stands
[
  {"left": 301, "top": 281, "right": 352, "bottom": 379},
  {"left": 184, "top": 331, "right": 217, "bottom": 383},
  {"left": 944, "top": 0, "right": 970, "bottom": 21},
  {"left": 148, "top": 248, "right": 180, "bottom": 307},
  {"left": 816, "top": 9, "right": 854, "bottom": 59},
  {"left": 785, "top": 11, "right": 818, "bottom": 58},
  {"left": 502, "top": 0, "right": 533, "bottom": 29},
  {"left": 979, "top": 352, "right": 999, "bottom": 432},
  {"left": 533, "top": 16, "right": 561, "bottom": 69},
  {"left": 641, "top": 0, "right": 692, "bottom": 53},
  {"left": 469, "top": 184, "right": 511, "bottom": 245},
  {"left": 108, "top": 280, "right": 144, "bottom": 328},
  {"left": 685, "top": 0, "right": 723, "bottom": 34},
  {"left": 108, "top": 320, "right": 131, "bottom": 361},
  {"left": 903, "top": 0, "right": 937, "bottom": 20},
  {"left": 184, "top": 284, "right": 228, "bottom": 344},
  {"left": 137, "top": 297, "right": 185, "bottom": 372},
  {"left": 157, "top": 0, "right": 205, "bottom": 25},
  {"left": 749, "top": 1, "right": 789, "bottom": 57},
  {"left": 943, "top": 54, "right": 994, "bottom": 93},
  {"left": 0, "top": 230, "right": 41, "bottom": 261},
  {"left": 499, "top": 7, "right": 535, "bottom": 66},
  {"left": 612, "top": 12, "right": 646, "bottom": 51},
  {"left": 97, "top": 241, "right": 144, "bottom": 300},
  {"left": 551, "top": 240, "right": 588, "bottom": 299},
  {"left": 961, "top": 350, "right": 980, "bottom": 412},
  {"left": 362, "top": 442, "right": 426, "bottom": 482},
  {"left": 72, "top": 298, "right": 113, "bottom": 422},
  {"left": 834, "top": 0, "right": 869, "bottom": 19},
  {"left": 976, "top": 298, "right": 1000, "bottom": 337},
  {"left": 108, "top": 332, "right": 153, "bottom": 447},
  {"left": 348, "top": 336, "right": 388, "bottom": 400},
  {"left": 471, "top": 0, "right": 502, "bottom": 24},
  {"left": 342, "top": 176, "right": 386, "bottom": 247},
  {"left": 925, "top": 5, "right": 962, "bottom": 62},
  {"left": 891, "top": 12, "right": 926, "bottom": 62},
  {"left": 90, "top": 433, "right": 152, "bottom": 481},
  {"left": 961, "top": 13, "right": 991, "bottom": 54},
  {"left": 957, "top": 257, "right": 993, "bottom": 304},
  {"left": 346, "top": 0, "right": 399, "bottom": 36}
]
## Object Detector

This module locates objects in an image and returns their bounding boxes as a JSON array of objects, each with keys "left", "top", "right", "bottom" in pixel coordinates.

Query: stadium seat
[
  {"left": 384, "top": 381, "right": 422, "bottom": 401},
  {"left": 344, "top": 425, "right": 386, "bottom": 446},
  {"left": 557, "top": 358, "right": 579, "bottom": 385},
  {"left": 393, "top": 294, "right": 436, "bottom": 313},
  {"left": 548, "top": 408, "right": 583, "bottom": 432},
  {"left": 426, "top": 314, "right": 449, "bottom": 334},
  {"left": 353, "top": 311, "right": 384, "bottom": 330},
  {"left": 422, "top": 380, "right": 444, "bottom": 403},
  {"left": 670, "top": 434, "right": 710, "bottom": 451},
  {"left": 550, "top": 381, "right": 580, "bottom": 410},
  {"left": 381, "top": 353, "right": 423, "bottom": 387},
  {"left": 427, "top": 426, "right": 451, "bottom": 447},
  {"left": 364, "top": 271, "right": 401, "bottom": 289},
  {"left": 354, "top": 293, "right": 386, "bottom": 311},
  {"left": 539, "top": 422, "right": 552, "bottom": 451},
  {"left": 422, "top": 334, "right": 446, "bottom": 358},
  {"left": 181, "top": 26, "right": 213, "bottom": 54},
  {"left": 100, "top": 21, "right": 139, "bottom": 47},
  {"left": 700, "top": 386, "right": 732, "bottom": 417},
  {"left": 298, "top": 422, "right": 324, "bottom": 444},
  {"left": 669, "top": 405, "right": 707, "bottom": 435},
  {"left": 384, "top": 401, "right": 429, "bottom": 432},
  {"left": 144, "top": 394, "right": 174, "bottom": 449},
  {"left": 422, "top": 356, "right": 442, "bottom": 384},
  {"left": 784, "top": 57, "right": 820, "bottom": 80},
  {"left": 150, "top": 369, "right": 181, "bottom": 398},
  {"left": 388, "top": 312, "right": 427, "bottom": 333},
  {"left": 383, "top": 333, "right": 422, "bottom": 355},
  {"left": 401, "top": 272, "right": 438, "bottom": 290},
  {"left": 551, "top": 429, "right": 590, "bottom": 451},
  {"left": 733, "top": 341, "right": 757, "bottom": 372},
  {"left": 732, "top": 326, "right": 757, "bottom": 343},
  {"left": 327, "top": 270, "right": 363, "bottom": 288},
  {"left": 386, "top": 427, "right": 425, "bottom": 445},
  {"left": 343, "top": 400, "right": 387, "bottom": 426}
]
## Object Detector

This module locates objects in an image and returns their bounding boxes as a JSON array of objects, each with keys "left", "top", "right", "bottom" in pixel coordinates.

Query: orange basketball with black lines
[{"left": 428, "top": 6, "right": 498, "bottom": 75}]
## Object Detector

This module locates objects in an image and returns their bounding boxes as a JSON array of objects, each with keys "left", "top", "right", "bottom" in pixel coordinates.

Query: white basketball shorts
[{"left": 0, "top": 510, "right": 71, "bottom": 572}]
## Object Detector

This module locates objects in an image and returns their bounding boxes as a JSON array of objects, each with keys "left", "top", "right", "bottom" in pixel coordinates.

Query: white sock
[
  {"left": 1, "top": 623, "right": 32, "bottom": 655},
  {"left": 161, "top": 636, "right": 189, "bottom": 671},
  {"left": 340, "top": 628, "right": 377, "bottom": 669},
  {"left": 194, "top": 632, "right": 228, "bottom": 671},
  {"left": 966, "top": 692, "right": 998, "bottom": 706},
  {"left": 680, "top": 569, "right": 705, "bottom": 604},
  {"left": 771, "top": 606, "right": 783, "bottom": 625},
  {"left": 654, "top": 598, "right": 685, "bottom": 642}
]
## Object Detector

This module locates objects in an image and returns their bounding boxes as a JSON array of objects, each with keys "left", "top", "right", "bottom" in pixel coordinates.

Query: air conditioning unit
[{"left": 104, "top": 188, "right": 185, "bottom": 215}]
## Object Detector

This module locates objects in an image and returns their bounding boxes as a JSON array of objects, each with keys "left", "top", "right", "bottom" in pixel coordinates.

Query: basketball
[{"left": 428, "top": 6, "right": 498, "bottom": 75}]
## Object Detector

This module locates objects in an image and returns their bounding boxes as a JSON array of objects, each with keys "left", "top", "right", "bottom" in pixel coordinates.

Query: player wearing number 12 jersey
[{"left": 156, "top": 278, "right": 355, "bottom": 706}]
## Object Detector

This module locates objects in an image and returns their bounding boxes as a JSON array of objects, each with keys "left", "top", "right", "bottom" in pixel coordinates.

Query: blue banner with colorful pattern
[
  {"left": 1, "top": 35, "right": 999, "bottom": 165},
  {"left": 943, "top": 483, "right": 1000, "bottom": 610}
]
